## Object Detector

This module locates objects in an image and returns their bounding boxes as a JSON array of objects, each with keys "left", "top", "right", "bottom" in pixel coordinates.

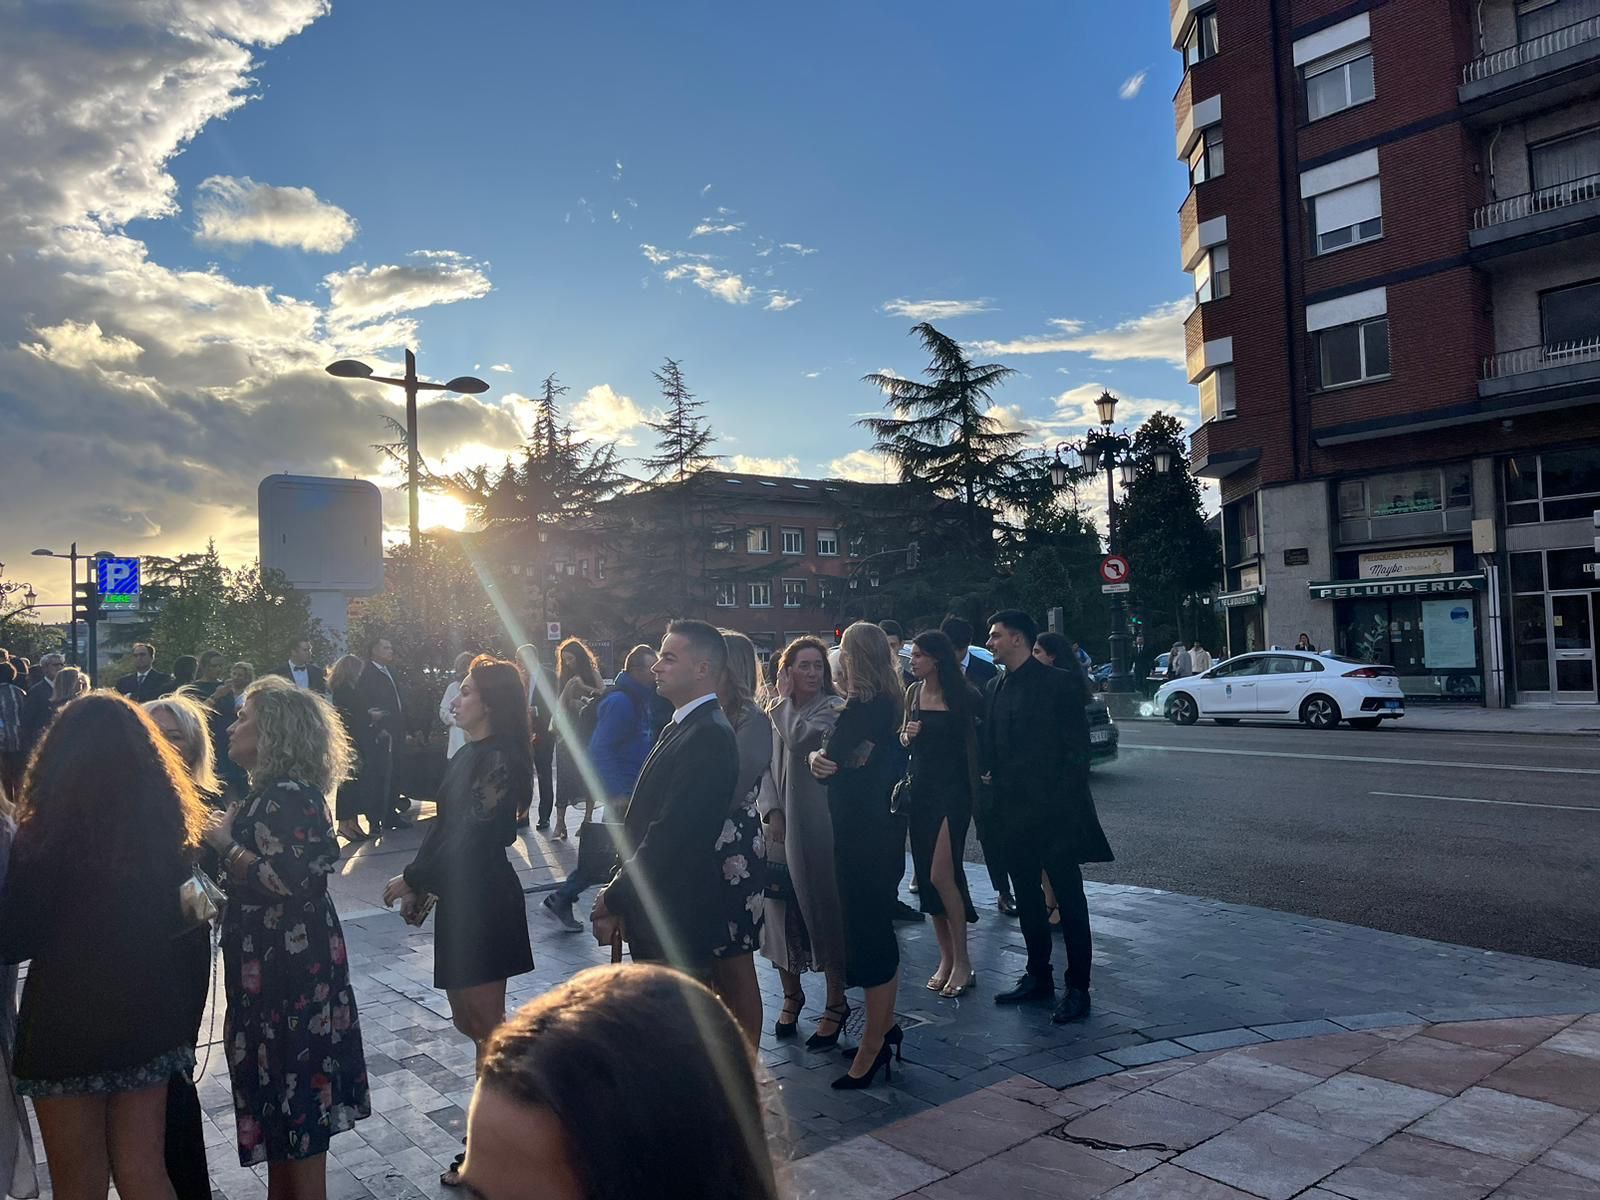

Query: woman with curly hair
[
  {"left": 205, "top": 676, "right": 370, "bottom": 1188},
  {"left": 552, "top": 637, "right": 603, "bottom": 841},
  {"left": 0, "top": 692, "right": 208, "bottom": 1200}
]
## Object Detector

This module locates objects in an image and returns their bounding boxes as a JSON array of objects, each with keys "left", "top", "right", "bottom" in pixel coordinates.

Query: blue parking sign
[{"left": 97, "top": 557, "right": 140, "bottom": 606}]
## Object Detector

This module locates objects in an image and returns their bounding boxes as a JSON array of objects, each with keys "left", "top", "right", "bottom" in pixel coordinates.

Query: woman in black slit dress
[{"left": 902, "top": 630, "right": 980, "bottom": 999}]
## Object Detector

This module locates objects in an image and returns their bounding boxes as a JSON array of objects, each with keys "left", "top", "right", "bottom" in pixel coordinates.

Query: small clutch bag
[
  {"left": 177, "top": 866, "right": 226, "bottom": 934},
  {"left": 402, "top": 893, "right": 438, "bottom": 927}
]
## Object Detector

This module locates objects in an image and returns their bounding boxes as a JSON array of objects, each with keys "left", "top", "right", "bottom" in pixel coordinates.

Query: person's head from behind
[
  {"left": 229, "top": 676, "right": 352, "bottom": 793},
  {"left": 1033, "top": 631, "right": 1071, "bottom": 668},
  {"left": 197, "top": 649, "right": 226, "bottom": 682},
  {"left": 940, "top": 615, "right": 974, "bottom": 656},
  {"left": 39, "top": 651, "right": 64, "bottom": 681},
  {"left": 463, "top": 964, "right": 779, "bottom": 1200},
  {"left": 985, "top": 609, "right": 1038, "bottom": 670},
  {"left": 144, "top": 694, "right": 223, "bottom": 797},
  {"left": 777, "top": 636, "right": 833, "bottom": 703},
  {"left": 51, "top": 667, "right": 87, "bottom": 703},
  {"left": 17, "top": 692, "right": 206, "bottom": 877},
  {"left": 131, "top": 642, "right": 155, "bottom": 673},
  {"left": 621, "top": 644, "right": 656, "bottom": 687},
  {"left": 328, "top": 652, "right": 365, "bottom": 692},
  {"left": 557, "top": 638, "right": 601, "bottom": 690},
  {"left": 453, "top": 650, "right": 476, "bottom": 680},
  {"left": 455, "top": 656, "right": 532, "bottom": 749},
  {"left": 171, "top": 654, "right": 198, "bottom": 687},
  {"left": 653, "top": 620, "right": 727, "bottom": 709},
  {"left": 838, "top": 622, "right": 901, "bottom": 708},
  {"left": 878, "top": 619, "right": 905, "bottom": 658},
  {"left": 288, "top": 637, "right": 312, "bottom": 667},
  {"left": 718, "top": 629, "right": 761, "bottom": 719},
  {"left": 0, "top": 663, "right": 13, "bottom": 689},
  {"left": 366, "top": 635, "right": 395, "bottom": 666}
]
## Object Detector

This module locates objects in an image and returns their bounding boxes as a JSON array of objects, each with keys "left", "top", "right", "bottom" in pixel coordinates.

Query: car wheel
[
  {"left": 1214, "top": 718, "right": 1240, "bottom": 726},
  {"left": 1300, "top": 694, "right": 1339, "bottom": 729},
  {"left": 1349, "top": 717, "right": 1382, "bottom": 730},
  {"left": 1167, "top": 693, "right": 1198, "bottom": 726}
]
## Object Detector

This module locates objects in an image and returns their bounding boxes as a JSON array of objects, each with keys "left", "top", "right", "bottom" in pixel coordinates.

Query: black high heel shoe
[
  {"left": 774, "top": 988, "right": 805, "bottom": 1039},
  {"left": 806, "top": 1000, "right": 851, "bottom": 1050},
  {"left": 832, "top": 1025, "right": 904, "bottom": 1090}
]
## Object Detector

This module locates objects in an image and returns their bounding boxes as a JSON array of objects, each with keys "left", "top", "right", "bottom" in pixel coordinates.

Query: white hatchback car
[{"left": 1154, "top": 651, "right": 1405, "bottom": 729}]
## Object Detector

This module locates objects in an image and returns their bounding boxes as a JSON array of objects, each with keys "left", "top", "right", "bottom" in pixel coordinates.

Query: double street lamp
[
  {"left": 0, "top": 562, "right": 38, "bottom": 621},
  {"left": 326, "top": 351, "right": 489, "bottom": 552},
  {"left": 1049, "top": 389, "right": 1173, "bottom": 693}
]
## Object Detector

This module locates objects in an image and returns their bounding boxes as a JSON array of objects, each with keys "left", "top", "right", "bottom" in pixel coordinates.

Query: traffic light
[
  {"left": 72, "top": 581, "right": 102, "bottom": 626},
  {"left": 906, "top": 540, "right": 920, "bottom": 570}
]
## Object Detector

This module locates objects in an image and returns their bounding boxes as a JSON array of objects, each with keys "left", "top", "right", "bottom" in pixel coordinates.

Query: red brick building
[{"left": 1172, "top": 0, "right": 1600, "bottom": 705}]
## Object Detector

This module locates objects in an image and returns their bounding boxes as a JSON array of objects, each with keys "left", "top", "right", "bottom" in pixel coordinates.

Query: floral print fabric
[
  {"left": 223, "top": 779, "right": 370, "bottom": 1165},
  {"left": 712, "top": 795, "right": 767, "bottom": 959}
]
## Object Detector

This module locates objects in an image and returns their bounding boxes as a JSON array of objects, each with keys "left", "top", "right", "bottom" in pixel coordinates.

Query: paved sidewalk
[
  {"left": 26, "top": 813, "right": 1600, "bottom": 1197},
  {"left": 792, "top": 1013, "right": 1600, "bottom": 1198}
]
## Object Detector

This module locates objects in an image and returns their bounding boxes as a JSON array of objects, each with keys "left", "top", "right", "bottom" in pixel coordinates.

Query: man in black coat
[
  {"left": 983, "top": 608, "right": 1114, "bottom": 1024},
  {"left": 269, "top": 637, "right": 327, "bottom": 694},
  {"left": 944, "top": 614, "right": 1011, "bottom": 913},
  {"left": 356, "top": 635, "right": 409, "bottom": 830},
  {"left": 591, "top": 620, "right": 738, "bottom": 974},
  {"left": 943, "top": 615, "right": 998, "bottom": 688},
  {"left": 114, "top": 643, "right": 174, "bottom": 702},
  {"left": 20, "top": 651, "right": 64, "bottom": 753}
]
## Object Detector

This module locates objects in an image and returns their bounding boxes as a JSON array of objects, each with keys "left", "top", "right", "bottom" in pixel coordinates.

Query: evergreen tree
[{"left": 642, "top": 358, "right": 717, "bottom": 482}]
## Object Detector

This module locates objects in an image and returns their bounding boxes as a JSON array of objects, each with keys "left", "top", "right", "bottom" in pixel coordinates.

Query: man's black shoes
[
  {"left": 891, "top": 899, "right": 927, "bottom": 923},
  {"left": 1052, "top": 987, "right": 1092, "bottom": 1024},
  {"left": 993, "top": 973, "right": 1055, "bottom": 1006}
]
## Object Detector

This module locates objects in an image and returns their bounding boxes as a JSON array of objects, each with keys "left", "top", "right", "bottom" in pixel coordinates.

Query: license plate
[
  {"left": 1090, "top": 729, "right": 1112, "bottom": 744},
  {"left": 1383, "top": 700, "right": 1401, "bottom": 710}
]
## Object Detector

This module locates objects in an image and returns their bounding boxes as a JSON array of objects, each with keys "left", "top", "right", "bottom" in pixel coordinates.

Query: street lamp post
[
  {"left": 1049, "top": 389, "right": 1172, "bottom": 694},
  {"left": 326, "top": 351, "right": 490, "bottom": 552},
  {"left": 33, "top": 548, "right": 117, "bottom": 675}
]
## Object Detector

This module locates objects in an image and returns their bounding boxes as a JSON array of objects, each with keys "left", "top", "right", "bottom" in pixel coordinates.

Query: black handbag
[
  {"left": 889, "top": 683, "right": 921, "bottom": 815},
  {"left": 576, "top": 819, "right": 621, "bottom": 880}
]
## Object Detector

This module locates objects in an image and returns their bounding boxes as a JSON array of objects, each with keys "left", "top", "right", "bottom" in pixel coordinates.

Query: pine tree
[{"left": 642, "top": 358, "right": 717, "bottom": 482}]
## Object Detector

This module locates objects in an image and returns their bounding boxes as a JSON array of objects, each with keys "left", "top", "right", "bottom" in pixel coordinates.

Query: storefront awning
[
  {"left": 1216, "top": 586, "right": 1265, "bottom": 608},
  {"left": 1307, "top": 572, "right": 1486, "bottom": 601}
]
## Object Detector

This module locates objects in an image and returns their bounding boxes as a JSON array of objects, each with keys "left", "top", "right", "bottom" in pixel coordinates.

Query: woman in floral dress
[{"left": 207, "top": 676, "right": 370, "bottom": 1188}]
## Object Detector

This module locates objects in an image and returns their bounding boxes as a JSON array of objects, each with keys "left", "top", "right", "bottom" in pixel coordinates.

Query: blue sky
[{"left": 2, "top": 0, "right": 1195, "bottom": 595}]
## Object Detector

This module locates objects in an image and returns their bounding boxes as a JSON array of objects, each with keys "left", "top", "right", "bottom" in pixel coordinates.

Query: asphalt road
[{"left": 976, "top": 719, "right": 1600, "bottom": 968}]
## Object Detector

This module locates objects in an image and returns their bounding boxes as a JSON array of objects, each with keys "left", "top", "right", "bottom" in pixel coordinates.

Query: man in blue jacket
[{"left": 541, "top": 644, "right": 658, "bottom": 931}]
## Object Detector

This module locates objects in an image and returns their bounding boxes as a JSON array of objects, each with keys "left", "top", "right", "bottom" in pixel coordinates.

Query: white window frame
[
  {"left": 747, "top": 526, "right": 770, "bottom": 554},
  {"left": 715, "top": 582, "right": 737, "bottom": 608},
  {"left": 1195, "top": 243, "right": 1230, "bottom": 303},
  {"left": 1189, "top": 126, "right": 1224, "bottom": 186},
  {"left": 711, "top": 525, "right": 734, "bottom": 552},
  {"left": 782, "top": 578, "right": 805, "bottom": 608},
  {"left": 1312, "top": 178, "right": 1383, "bottom": 255},
  {"left": 749, "top": 582, "right": 772, "bottom": 608},
  {"left": 781, "top": 526, "right": 804, "bottom": 555},
  {"left": 1199, "top": 365, "right": 1236, "bottom": 423},
  {"left": 1304, "top": 43, "right": 1374, "bottom": 122},
  {"left": 1317, "top": 316, "right": 1391, "bottom": 389},
  {"left": 816, "top": 529, "right": 839, "bottom": 556},
  {"left": 596, "top": 556, "right": 606, "bottom": 580}
]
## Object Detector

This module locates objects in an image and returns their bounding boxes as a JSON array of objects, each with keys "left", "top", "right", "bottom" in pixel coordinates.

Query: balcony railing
[
  {"left": 1462, "top": 13, "right": 1600, "bottom": 84},
  {"left": 1483, "top": 336, "right": 1600, "bottom": 379},
  {"left": 1473, "top": 171, "right": 1600, "bottom": 228}
]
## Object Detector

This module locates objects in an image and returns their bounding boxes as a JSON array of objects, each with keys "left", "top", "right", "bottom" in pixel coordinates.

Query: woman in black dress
[
  {"left": 329, "top": 653, "right": 378, "bottom": 844},
  {"left": 902, "top": 630, "right": 981, "bottom": 998},
  {"left": 809, "top": 621, "right": 904, "bottom": 1091},
  {"left": 385, "top": 655, "right": 534, "bottom": 1184}
]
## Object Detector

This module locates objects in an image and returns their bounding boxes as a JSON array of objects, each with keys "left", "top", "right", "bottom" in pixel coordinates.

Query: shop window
[
  {"left": 1510, "top": 552, "right": 1545, "bottom": 594},
  {"left": 1547, "top": 548, "right": 1600, "bottom": 590},
  {"left": 1513, "top": 595, "right": 1551, "bottom": 693}
]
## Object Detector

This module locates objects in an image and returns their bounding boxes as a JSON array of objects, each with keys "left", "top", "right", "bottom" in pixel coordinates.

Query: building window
[
  {"left": 1540, "top": 278, "right": 1600, "bottom": 349},
  {"left": 596, "top": 556, "right": 606, "bottom": 580},
  {"left": 781, "top": 527, "right": 804, "bottom": 555},
  {"left": 1505, "top": 447, "right": 1600, "bottom": 524},
  {"left": 749, "top": 582, "right": 772, "bottom": 608},
  {"left": 747, "top": 526, "right": 770, "bottom": 554},
  {"left": 1182, "top": 7, "right": 1219, "bottom": 66},
  {"left": 1199, "top": 366, "right": 1236, "bottom": 423},
  {"left": 715, "top": 582, "right": 737, "bottom": 608},
  {"left": 711, "top": 526, "right": 734, "bottom": 553},
  {"left": 1518, "top": 0, "right": 1596, "bottom": 42},
  {"left": 1304, "top": 43, "right": 1374, "bottom": 121},
  {"left": 1312, "top": 179, "right": 1382, "bottom": 255},
  {"left": 579, "top": 558, "right": 589, "bottom": 577},
  {"left": 1194, "top": 243, "right": 1230, "bottom": 302},
  {"left": 848, "top": 536, "right": 864, "bottom": 559},
  {"left": 1189, "top": 126, "right": 1224, "bottom": 186},
  {"left": 1529, "top": 127, "right": 1600, "bottom": 193},
  {"left": 816, "top": 529, "right": 838, "bottom": 556},
  {"left": 783, "top": 579, "right": 805, "bottom": 608},
  {"left": 1317, "top": 317, "right": 1390, "bottom": 387}
]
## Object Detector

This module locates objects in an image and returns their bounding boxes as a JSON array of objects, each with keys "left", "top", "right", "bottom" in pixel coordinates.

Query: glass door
[{"left": 1549, "top": 592, "right": 1597, "bottom": 703}]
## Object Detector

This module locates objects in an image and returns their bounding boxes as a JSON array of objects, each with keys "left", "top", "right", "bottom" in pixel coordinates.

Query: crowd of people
[{"left": 0, "top": 604, "right": 1110, "bottom": 1198}]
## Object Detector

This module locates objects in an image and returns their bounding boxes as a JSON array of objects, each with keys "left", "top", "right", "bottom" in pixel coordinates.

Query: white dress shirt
[
  {"left": 672, "top": 692, "right": 719, "bottom": 725},
  {"left": 440, "top": 680, "right": 466, "bottom": 758},
  {"left": 290, "top": 664, "right": 310, "bottom": 689}
]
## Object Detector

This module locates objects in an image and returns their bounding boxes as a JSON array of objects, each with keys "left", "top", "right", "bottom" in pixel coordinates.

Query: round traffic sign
[{"left": 1099, "top": 555, "right": 1130, "bottom": 584}]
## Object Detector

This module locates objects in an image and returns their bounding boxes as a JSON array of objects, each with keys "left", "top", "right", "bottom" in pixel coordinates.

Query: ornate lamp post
[{"left": 1050, "top": 390, "right": 1171, "bottom": 693}]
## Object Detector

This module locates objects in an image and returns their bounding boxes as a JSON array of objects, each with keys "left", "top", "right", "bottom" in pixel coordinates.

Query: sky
[{"left": 1, "top": 0, "right": 1198, "bottom": 604}]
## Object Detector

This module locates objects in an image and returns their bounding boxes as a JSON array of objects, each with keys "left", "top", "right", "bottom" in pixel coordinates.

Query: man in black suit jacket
[
  {"left": 356, "top": 636, "right": 408, "bottom": 829},
  {"left": 943, "top": 615, "right": 1009, "bottom": 911},
  {"left": 592, "top": 620, "right": 738, "bottom": 973},
  {"left": 115, "top": 643, "right": 174, "bottom": 703},
  {"left": 983, "top": 609, "right": 1114, "bottom": 1025},
  {"left": 943, "top": 616, "right": 998, "bottom": 688},
  {"left": 20, "top": 652, "right": 64, "bottom": 752},
  {"left": 269, "top": 637, "right": 327, "bottom": 694}
]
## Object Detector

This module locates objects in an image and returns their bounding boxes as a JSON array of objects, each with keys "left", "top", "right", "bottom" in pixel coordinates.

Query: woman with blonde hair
[
  {"left": 204, "top": 677, "right": 370, "bottom": 1186},
  {"left": 809, "top": 621, "right": 905, "bottom": 1090},
  {"left": 710, "top": 631, "right": 770, "bottom": 1044},
  {"left": 439, "top": 650, "right": 476, "bottom": 761}
]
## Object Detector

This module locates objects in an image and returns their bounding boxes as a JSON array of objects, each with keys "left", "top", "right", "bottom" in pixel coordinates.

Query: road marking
[
  {"left": 1124, "top": 743, "right": 1600, "bottom": 776},
  {"left": 1372, "top": 791, "right": 1600, "bottom": 814}
]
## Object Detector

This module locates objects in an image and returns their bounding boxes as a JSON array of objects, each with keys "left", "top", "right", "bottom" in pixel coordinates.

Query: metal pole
[
  {"left": 1104, "top": 459, "right": 1133, "bottom": 693},
  {"left": 405, "top": 349, "right": 421, "bottom": 553},
  {"left": 68, "top": 542, "right": 79, "bottom": 666}
]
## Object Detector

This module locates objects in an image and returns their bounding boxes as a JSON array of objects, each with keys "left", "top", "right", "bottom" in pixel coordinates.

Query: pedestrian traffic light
[{"left": 72, "top": 581, "right": 101, "bottom": 626}]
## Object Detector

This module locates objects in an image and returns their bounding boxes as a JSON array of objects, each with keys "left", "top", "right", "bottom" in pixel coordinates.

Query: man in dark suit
[
  {"left": 944, "top": 614, "right": 1011, "bottom": 913},
  {"left": 357, "top": 635, "right": 409, "bottom": 830},
  {"left": 270, "top": 637, "right": 327, "bottom": 694},
  {"left": 943, "top": 616, "right": 998, "bottom": 688},
  {"left": 114, "top": 643, "right": 174, "bottom": 702},
  {"left": 20, "top": 651, "right": 63, "bottom": 753},
  {"left": 591, "top": 620, "right": 738, "bottom": 974},
  {"left": 984, "top": 608, "right": 1114, "bottom": 1024}
]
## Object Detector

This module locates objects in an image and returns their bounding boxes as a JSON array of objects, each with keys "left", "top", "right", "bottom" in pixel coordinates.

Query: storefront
[
  {"left": 1309, "top": 545, "right": 1486, "bottom": 703},
  {"left": 1218, "top": 567, "right": 1264, "bottom": 658}
]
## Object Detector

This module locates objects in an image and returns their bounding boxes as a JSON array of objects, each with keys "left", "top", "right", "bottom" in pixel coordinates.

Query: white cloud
[
  {"left": 691, "top": 220, "right": 744, "bottom": 237},
  {"left": 612, "top": 160, "right": 623, "bottom": 181},
  {"left": 780, "top": 242, "right": 818, "bottom": 256},
  {"left": 765, "top": 292, "right": 800, "bottom": 311},
  {"left": 825, "top": 449, "right": 897, "bottom": 483},
  {"left": 881, "top": 298, "right": 995, "bottom": 321},
  {"left": 1119, "top": 70, "right": 1149, "bottom": 100},
  {"left": 970, "top": 298, "right": 1193, "bottom": 365},
  {"left": 324, "top": 250, "right": 492, "bottom": 324},
  {"left": 661, "top": 261, "right": 752, "bottom": 305},
  {"left": 193, "top": 175, "right": 357, "bottom": 252},
  {"left": 802, "top": 370, "right": 822, "bottom": 379},
  {"left": 727, "top": 454, "right": 800, "bottom": 476},
  {"left": 24, "top": 319, "right": 143, "bottom": 368},
  {"left": 701, "top": 183, "right": 713, "bottom": 196},
  {"left": 1051, "top": 382, "right": 1193, "bottom": 430},
  {"left": 490, "top": 362, "right": 513, "bottom": 373},
  {"left": 571, "top": 383, "right": 649, "bottom": 445}
]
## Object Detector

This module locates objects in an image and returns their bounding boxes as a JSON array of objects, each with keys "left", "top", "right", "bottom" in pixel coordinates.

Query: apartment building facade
[{"left": 1172, "top": 0, "right": 1600, "bottom": 705}]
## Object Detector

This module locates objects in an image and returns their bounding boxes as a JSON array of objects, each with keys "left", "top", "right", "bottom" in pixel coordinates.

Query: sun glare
[{"left": 418, "top": 492, "right": 470, "bottom": 532}]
